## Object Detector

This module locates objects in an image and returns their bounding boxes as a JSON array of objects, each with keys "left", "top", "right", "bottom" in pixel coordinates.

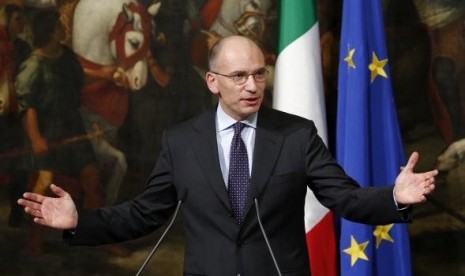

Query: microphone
[
  {"left": 135, "top": 189, "right": 187, "bottom": 276},
  {"left": 254, "top": 198, "right": 282, "bottom": 276}
]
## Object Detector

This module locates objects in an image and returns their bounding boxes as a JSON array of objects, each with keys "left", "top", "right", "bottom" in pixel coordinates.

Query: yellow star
[
  {"left": 368, "top": 52, "right": 388, "bottom": 83},
  {"left": 343, "top": 235, "right": 370, "bottom": 267},
  {"left": 373, "top": 224, "right": 394, "bottom": 248},
  {"left": 344, "top": 48, "right": 356, "bottom": 69}
]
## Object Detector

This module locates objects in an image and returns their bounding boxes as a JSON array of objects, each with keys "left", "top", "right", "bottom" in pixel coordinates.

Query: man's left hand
[{"left": 394, "top": 151, "right": 438, "bottom": 204}]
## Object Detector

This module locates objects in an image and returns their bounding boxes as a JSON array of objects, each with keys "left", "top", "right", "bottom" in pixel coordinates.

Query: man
[
  {"left": 0, "top": 3, "right": 30, "bottom": 227},
  {"left": 18, "top": 35, "right": 437, "bottom": 276},
  {"left": 16, "top": 9, "right": 129, "bottom": 258}
]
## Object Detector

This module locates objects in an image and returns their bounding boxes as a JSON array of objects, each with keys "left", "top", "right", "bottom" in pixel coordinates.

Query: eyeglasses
[{"left": 210, "top": 68, "right": 269, "bottom": 85}]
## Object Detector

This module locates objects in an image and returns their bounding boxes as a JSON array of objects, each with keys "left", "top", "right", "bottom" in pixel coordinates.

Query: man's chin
[{"left": 240, "top": 106, "right": 260, "bottom": 117}]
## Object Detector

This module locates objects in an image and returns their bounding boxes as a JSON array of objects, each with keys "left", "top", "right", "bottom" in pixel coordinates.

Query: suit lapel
[
  {"left": 189, "top": 106, "right": 284, "bottom": 228},
  {"left": 190, "top": 109, "right": 232, "bottom": 211},
  {"left": 243, "top": 107, "right": 284, "bottom": 223}
]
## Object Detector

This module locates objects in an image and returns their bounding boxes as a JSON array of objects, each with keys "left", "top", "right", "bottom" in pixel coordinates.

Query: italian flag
[{"left": 273, "top": 1, "right": 337, "bottom": 275}]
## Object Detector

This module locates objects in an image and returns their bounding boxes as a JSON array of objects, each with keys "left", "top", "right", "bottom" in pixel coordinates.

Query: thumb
[
  {"left": 403, "top": 151, "right": 419, "bottom": 173},
  {"left": 49, "top": 184, "right": 69, "bottom": 198}
]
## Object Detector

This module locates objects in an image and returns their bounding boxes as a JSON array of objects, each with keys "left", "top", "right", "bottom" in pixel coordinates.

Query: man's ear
[{"left": 205, "top": 72, "right": 220, "bottom": 95}]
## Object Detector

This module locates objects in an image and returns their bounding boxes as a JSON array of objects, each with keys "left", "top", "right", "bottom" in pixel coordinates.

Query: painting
[{"left": 0, "top": 0, "right": 463, "bottom": 275}]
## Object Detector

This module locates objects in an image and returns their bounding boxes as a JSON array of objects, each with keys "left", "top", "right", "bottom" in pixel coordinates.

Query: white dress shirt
[{"left": 216, "top": 104, "right": 257, "bottom": 187}]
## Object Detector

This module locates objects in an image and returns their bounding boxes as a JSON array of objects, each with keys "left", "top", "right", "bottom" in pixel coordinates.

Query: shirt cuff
[
  {"left": 63, "top": 228, "right": 77, "bottom": 243},
  {"left": 393, "top": 189, "right": 409, "bottom": 210}
]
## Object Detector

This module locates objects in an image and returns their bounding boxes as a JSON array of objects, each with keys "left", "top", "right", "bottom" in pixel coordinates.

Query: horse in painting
[{"left": 71, "top": 0, "right": 161, "bottom": 204}]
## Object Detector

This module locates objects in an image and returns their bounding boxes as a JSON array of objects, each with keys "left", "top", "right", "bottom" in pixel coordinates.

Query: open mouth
[{"left": 243, "top": 97, "right": 259, "bottom": 106}]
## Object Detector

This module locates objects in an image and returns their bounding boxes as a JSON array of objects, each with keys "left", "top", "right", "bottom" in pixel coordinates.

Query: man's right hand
[{"left": 18, "top": 184, "right": 78, "bottom": 230}]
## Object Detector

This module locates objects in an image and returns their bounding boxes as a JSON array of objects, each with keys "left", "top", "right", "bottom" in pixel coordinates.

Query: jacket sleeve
[
  {"left": 68, "top": 131, "right": 178, "bottom": 245},
  {"left": 303, "top": 121, "right": 411, "bottom": 225}
]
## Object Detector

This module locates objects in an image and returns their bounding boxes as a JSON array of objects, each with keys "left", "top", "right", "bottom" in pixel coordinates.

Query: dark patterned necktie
[{"left": 228, "top": 122, "right": 250, "bottom": 225}]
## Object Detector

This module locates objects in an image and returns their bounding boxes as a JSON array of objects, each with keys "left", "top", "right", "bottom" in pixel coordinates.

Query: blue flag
[{"left": 336, "top": 0, "right": 412, "bottom": 275}]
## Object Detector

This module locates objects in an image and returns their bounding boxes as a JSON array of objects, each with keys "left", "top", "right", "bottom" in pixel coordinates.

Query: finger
[
  {"left": 23, "top": 200, "right": 44, "bottom": 211},
  {"left": 33, "top": 217, "right": 49, "bottom": 227},
  {"left": 403, "top": 151, "right": 419, "bottom": 172},
  {"left": 49, "top": 184, "right": 68, "bottom": 198},
  {"left": 425, "top": 179, "right": 433, "bottom": 187},
  {"left": 420, "top": 195, "right": 427, "bottom": 202},
  {"left": 24, "top": 206, "right": 42, "bottom": 217},
  {"left": 30, "top": 208, "right": 42, "bottom": 218},
  {"left": 426, "top": 170, "right": 439, "bottom": 178},
  {"left": 429, "top": 183, "right": 435, "bottom": 191},
  {"left": 425, "top": 184, "right": 435, "bottom": 194},
  {"left": 421, "top": 171, "right": 438, "bottom": 185},
  {"left": 22, "top": 192, "right": 46, "bottom": 203},
  {"left": 17, "top": 198, "right": 41, "bottom": 209}
]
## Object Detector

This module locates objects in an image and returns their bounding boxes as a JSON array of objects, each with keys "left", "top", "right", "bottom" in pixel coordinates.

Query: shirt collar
[{"left": 216, "top": 104, "right": 257, "bottom": 132}]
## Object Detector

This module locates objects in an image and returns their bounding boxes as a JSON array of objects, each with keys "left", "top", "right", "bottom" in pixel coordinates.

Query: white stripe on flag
[{"left": 273, "top": 24, "right": 328, "bottom": 144}]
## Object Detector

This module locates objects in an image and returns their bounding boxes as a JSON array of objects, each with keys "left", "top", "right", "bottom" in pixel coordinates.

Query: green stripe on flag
[{"left": 278, "top": 0, "right": 317, "bottom": 53}]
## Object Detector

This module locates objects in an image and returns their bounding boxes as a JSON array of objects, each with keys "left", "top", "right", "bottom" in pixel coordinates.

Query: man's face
[
  {"left": 206, "top": 38, "right": 266, "bottom": 121},
  {"left": 51, "top": 20, "right": 66, "bottom": 44},
  {"left": 8, "top": 12, "right": 25, "bottom": 37}
]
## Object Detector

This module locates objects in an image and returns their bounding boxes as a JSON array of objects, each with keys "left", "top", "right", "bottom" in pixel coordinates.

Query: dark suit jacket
[{"left": 70, "top": 106, "right": 410, "bottom": 276}]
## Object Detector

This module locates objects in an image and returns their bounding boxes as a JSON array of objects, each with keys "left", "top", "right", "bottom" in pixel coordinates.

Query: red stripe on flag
[{"left": 306, "top": 212, "right": 337, "bottom": 276}]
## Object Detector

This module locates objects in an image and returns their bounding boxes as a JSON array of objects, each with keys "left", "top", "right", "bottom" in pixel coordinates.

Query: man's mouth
[{"left": 242, "top": 97, "right": 259, "bottom": 105}]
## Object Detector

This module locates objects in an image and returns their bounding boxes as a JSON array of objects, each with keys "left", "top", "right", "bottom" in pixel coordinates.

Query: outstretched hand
[
  {"left": 394, "top": 152, "right": 438, "bottom": 205},
  {"left": 18, "top": 184, "right": 78, "bottom": 230}
]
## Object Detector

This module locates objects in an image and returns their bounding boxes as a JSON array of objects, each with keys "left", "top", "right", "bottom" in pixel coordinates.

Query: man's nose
[{"left": 243, "top": 74, "right": 257, "bottom": 92}]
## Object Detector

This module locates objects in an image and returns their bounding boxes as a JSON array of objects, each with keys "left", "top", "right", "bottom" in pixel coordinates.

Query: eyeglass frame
[{"left": 209, "top": 68, "right": 269, "bottom": 85}]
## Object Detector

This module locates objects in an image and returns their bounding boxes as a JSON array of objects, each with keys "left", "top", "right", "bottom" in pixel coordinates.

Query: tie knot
[{"left": 233, "top": 122, "right": 245, "bottom": 135}]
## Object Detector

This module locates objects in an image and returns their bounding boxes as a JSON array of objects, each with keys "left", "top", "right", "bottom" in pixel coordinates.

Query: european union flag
[{"left": 336, "top": 0, "right": 412, "bottom": 275}]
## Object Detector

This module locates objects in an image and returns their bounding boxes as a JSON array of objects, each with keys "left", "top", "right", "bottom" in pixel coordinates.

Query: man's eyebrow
[
  {"left": 230, "top": 68, "right": 267, "bottom": 75},
  {"left": 229, "top": 70, "right": 247, "bottom": 75}
]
